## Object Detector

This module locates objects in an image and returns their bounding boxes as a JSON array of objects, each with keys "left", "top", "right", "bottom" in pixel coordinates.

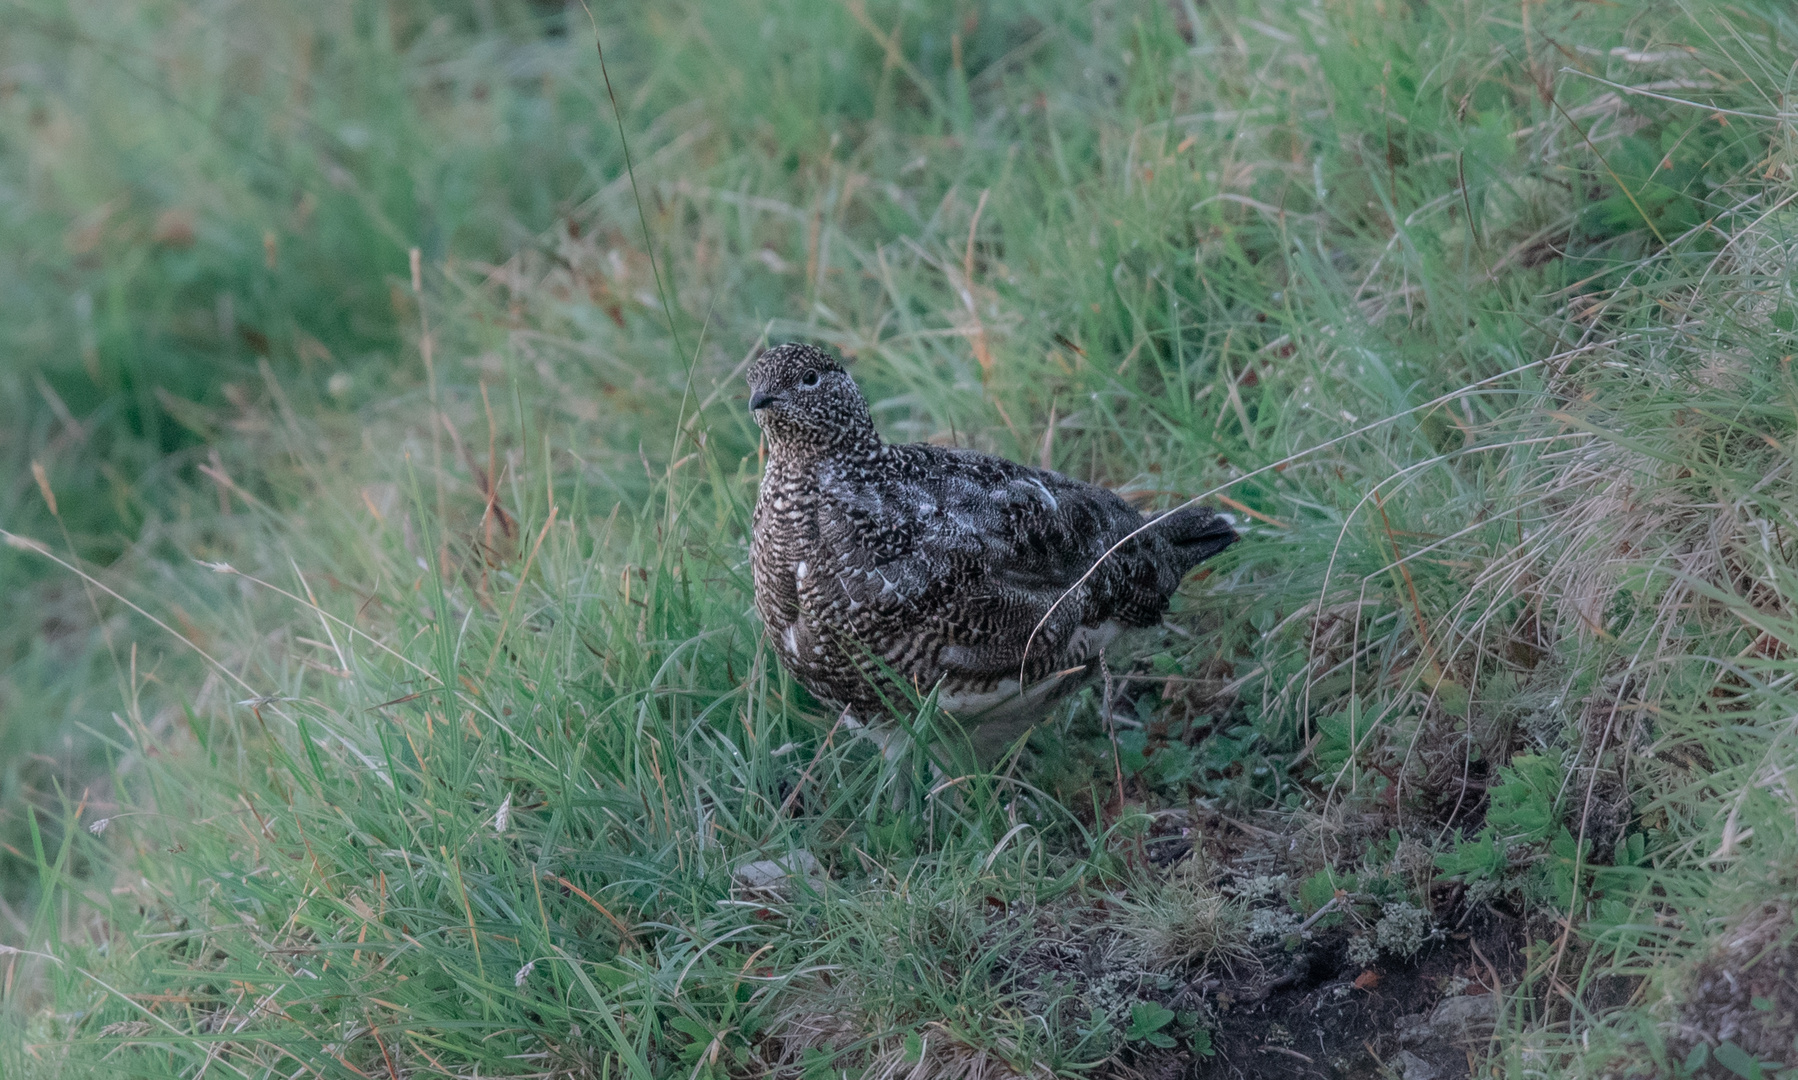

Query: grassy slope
[{"left": 4, "top": 0, "right": 1798, "bottom": 1076}]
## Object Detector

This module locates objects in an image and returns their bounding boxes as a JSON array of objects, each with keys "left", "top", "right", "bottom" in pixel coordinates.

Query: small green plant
[
  {"left": 1485, "top": 753, "right": 1565, "bottom": 843},
  {"left": 902, "top": 1030, "right": 924, "bottom": 1062},
  {"left": 1189, "top": 1024, "right": 1215, "bottom": 1058},
  {"left": 1710, "top": 1041, "right": 1774, "bottom": 1080},
  {"left": 1297, "top": 869, "right": 1354, "bottom": 916},
  {"left": 1432, "top": 753, "right": 1570, "bottom": 896},
  {"left": 1435, "top": 829, "right": 1508, "bottom": 883},
  {"left": 1313, "top": 709, "right": 1364, "bottom": 775},
  {"left": 1124, "top": 1002, "right": 1177, "bottom": 1049},
  {"left": 799, "top": 1045, "right": 841, "bottom": 1080}
]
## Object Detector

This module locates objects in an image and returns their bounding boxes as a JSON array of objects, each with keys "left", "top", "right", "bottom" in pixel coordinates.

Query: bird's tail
[{"left": 1152, "top": 505, "right": 1239, "bottom": 574}]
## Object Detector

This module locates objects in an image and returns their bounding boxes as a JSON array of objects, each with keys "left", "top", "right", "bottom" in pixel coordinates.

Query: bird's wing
[{"left": 815, "top": 446, "right": 1161, "bottom": 677}]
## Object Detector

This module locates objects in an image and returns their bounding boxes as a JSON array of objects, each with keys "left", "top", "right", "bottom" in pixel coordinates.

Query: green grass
[{"left": 5, "top": 0, "right": 1798, "bottom": 1075}]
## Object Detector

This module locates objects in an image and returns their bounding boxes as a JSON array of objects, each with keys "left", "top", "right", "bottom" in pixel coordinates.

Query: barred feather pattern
[{"left": 748, "top": 343, "right": 1238, "bottom": 729}]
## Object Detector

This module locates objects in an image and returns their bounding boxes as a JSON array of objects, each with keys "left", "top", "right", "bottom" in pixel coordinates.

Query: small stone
[
  {"left": 1429, "top": 992, "right": 1499, "bottom": 1032},
  {"left": 1398, "top": 991, "right": 1500, "bottom": 1064},
  {"left": 1393, "top": 1049, "right": 1441, "bottom": 1080},
  {"left": 733, "top": 850, "right": 822, "bottom": 894}
]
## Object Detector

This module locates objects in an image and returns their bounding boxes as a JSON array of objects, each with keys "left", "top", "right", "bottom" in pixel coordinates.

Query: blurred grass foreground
[{"left": 6, "top": 0, "right": 1798, "bottom": 1076}]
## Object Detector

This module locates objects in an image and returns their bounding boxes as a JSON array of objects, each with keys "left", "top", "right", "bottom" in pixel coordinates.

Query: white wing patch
[
  {"left": 938, "top": 678, "right": 1023, "bottom": 716},
  {"left": 995, "top": 477, "right": 1059, "bottom": 511},
  {"left": 939, "top": 644, "right": 978, "bottom": 669},
  {"left": 1066, "top": 619, "right": 1123, "bottom": 659},
  {"left": 939, "top": 665, "right": 1092, "bottom": 725}
]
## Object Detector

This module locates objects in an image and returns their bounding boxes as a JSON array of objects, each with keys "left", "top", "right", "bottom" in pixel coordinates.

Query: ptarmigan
[{"left": 748, "top": 342, "right": 1238, "bottom": 757}]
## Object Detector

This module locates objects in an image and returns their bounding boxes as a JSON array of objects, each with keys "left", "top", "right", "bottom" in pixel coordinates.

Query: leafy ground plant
[{"left": 5, "top": 0, "right": 1798, "bottom": 1078}]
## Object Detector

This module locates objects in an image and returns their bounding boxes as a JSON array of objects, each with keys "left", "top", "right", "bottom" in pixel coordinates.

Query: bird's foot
[{"left": 841, "top": 713, "right": 911, "bottom": 764}]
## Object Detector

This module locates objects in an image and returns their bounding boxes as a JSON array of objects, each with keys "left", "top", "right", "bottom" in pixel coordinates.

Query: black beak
[{"left": 749, "top": 390, "right": 780, "bottom": 411}]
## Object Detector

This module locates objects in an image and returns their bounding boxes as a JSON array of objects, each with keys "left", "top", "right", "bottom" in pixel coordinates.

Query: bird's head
[{"left": 746, "top": 343, "right": 877, "bottom": 455}]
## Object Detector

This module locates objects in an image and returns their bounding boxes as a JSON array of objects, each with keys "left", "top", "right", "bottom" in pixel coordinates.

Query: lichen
[
  {"left": 1374, "top": 900, "right": 1433, "bottom": 958},
  {"left": 1247, "top": 907, "right": 1300, "bottom": 943}
]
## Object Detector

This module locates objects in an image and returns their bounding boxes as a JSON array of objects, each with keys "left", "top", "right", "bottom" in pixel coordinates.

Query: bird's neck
[{"left": 768, "top": 426, "right": 882, "bottom": 468}]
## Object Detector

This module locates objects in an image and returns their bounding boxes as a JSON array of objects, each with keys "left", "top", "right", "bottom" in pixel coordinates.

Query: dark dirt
[
  {"left": 1669, "top": 900, "right": 1798, "bottom": 1076},
  {"left": 1185, "top": 909, "right": 1519, "bottom": 1080},
  {"left": 1094, "top": 907, "right": 1521, "bottom": 1080},
  {"left": 1093, "top": 810, "right": 1528, "bottom": 1080}
]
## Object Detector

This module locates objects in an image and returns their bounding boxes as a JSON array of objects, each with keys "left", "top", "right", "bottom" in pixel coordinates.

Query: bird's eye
[{"left": 801, "top": 371, "right": 821, "bottom": 388}]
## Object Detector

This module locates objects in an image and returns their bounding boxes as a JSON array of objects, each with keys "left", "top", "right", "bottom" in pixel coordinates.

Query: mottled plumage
[{"left": 748, "top": 342, "right": 1237, "bottom": 750}]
